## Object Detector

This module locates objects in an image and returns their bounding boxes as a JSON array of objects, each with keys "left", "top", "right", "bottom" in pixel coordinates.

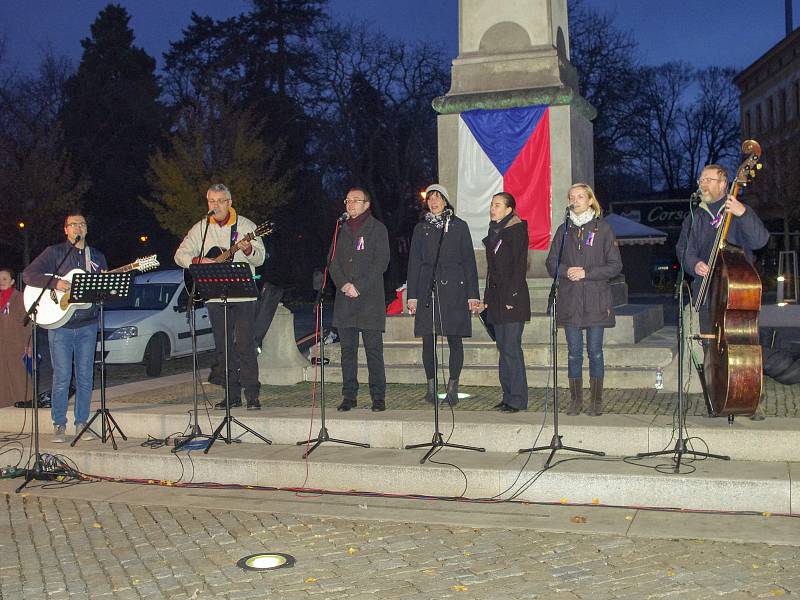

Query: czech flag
[{"left": 457, "top": 105, "right": 551, "bottom": 249}]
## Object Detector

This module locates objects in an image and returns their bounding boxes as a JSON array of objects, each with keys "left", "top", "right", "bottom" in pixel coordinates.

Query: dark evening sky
[{"left": 0, "top": 1, "right": 797, "bottom": 76}]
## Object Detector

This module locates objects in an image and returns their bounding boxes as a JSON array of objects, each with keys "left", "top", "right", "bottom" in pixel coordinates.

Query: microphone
[
  {"left": 73, "top": 234, "right": 82, "bottom": 243},
  {"left": 206, "top": 209, "right": 216, "bottom": 217},
  {"left": 338, "top": 212, "right": 350, "bottom": 223},
  {"left": 690, "top": 188, "right": 702, "bottom": 202}
]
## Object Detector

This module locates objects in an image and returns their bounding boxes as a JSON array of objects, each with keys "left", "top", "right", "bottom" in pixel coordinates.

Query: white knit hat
[{"left": 424, "top": 183, "right": 449, "bottom": 202}]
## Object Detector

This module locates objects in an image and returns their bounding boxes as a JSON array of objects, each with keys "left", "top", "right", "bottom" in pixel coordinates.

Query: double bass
[{"left": 694, "top": 140, "right": 764, "bottom": 417}]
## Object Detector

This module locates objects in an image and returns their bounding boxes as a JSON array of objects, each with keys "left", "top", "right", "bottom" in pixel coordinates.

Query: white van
[{"left": 99, "top": 270, "right": 215, "bottom": 376}]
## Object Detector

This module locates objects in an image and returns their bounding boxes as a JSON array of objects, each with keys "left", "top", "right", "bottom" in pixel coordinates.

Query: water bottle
[{"left": 654, "top": 367, "right": 664, "bottom": 390}]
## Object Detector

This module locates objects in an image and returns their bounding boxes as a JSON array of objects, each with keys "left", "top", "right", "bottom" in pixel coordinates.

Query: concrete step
[
  {"left": 384, "top": 304, "right": 664, "bottom": 345},
  {"left": 4, "top": 405, "right": 795, "bottom": 462},
  {"left": 323, "top": 341, "right": 674, "bottom": 368},
  {"left": 20, "top": 431, "right": 797, "bottom": 514},
  {"left": 316, "top": 363, "right": 664, "bottom": 389}
]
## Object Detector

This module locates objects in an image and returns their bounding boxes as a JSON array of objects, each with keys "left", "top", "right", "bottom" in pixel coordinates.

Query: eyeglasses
[
  {"left": 208, "top": 198, "right": 230, "bottom": 205},
  {"left": 697, "top": 177, "right": 721, "bottom": 184},
  {"left": 344, "top": 198, "right": 366, "bottom": 205},
  {"left": 66, "top": 222, "right": 87, "bottom": 228}
]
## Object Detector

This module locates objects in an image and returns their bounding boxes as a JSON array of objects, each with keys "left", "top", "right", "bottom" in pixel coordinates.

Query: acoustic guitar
[
  {"left": 184, "top": 221, "right": 275, "bottom": 293},
  {"left": 23, "top": 254, "right": 160, "bottom": 329}
]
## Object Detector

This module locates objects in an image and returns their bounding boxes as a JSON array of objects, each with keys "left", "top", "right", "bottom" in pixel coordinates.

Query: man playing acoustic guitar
[
  {"left": 23, "top": 211, "right": 108, "bottom": 442},
  {"left": 174, "top": 183, "right": 265, "bottom": 410}
]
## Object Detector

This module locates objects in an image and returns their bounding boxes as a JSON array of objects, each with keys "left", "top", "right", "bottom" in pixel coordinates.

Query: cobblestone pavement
[
  {"left": 2, "top": 492, "right": 799, "bottom": 600},
  {"left": 109, "top": 377, "right": 800, "bottom": 418}
]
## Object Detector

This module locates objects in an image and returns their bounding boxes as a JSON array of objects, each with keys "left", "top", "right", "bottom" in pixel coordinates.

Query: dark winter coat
[
  {"left": 407, "top": 215, "right": 480, "bottom": 337},
  {"left": 676, "top": 198, "right": 769, "bottom": 300},
  {"left": 545, "top": 215, "right": 621, "bottom": 328},
  {"left": 482, "top": 216, "right": 531, "bottom": 325},
  {"left": 329, "top": 214, "right": 390, "bottom": 332}
]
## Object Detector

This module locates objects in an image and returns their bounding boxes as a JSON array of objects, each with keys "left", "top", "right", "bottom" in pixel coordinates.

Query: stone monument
[{"left": 434, "top": 0, "right": 596, "bottom": 278}]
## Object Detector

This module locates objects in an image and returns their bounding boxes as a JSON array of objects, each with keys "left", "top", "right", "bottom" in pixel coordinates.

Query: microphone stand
[
  {"left": 296, "top": 216, "right": 370, "bottom": 457},
  {"left": 405, "top": 212, "right": 485, "bottom": 464},
  {"left": 636, "top": 193, "right": 729, "bottom": 471},
  {"left": 175, "top": 212, "right": 213, "bottom": 451},
  {"left": 518, "top": 207, "right": 605, "bottom": 468},
  {"left": 17, "top": 235, "right": 83, "bottom": 492}
]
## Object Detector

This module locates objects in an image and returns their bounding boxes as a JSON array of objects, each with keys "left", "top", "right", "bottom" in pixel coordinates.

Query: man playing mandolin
[
  {"left": 23, "top": 211, "right": 108, "bottom": 442},
  {"left": 677, "top": 163, "right": 769, "bottom": 419},
  {"left": 174, "top": 183, "right": 265, "bottom": 410}
]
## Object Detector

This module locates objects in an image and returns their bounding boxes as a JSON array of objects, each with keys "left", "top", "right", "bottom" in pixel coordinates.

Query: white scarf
[{"left": 569, "top": 209, "right": 596, "bottom": 228}]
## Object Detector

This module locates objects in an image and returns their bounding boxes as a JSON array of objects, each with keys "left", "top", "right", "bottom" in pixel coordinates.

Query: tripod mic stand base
[
  {"left": 15, "top": 455, "right": 62, "bottom": 493},
  {"left": 296, "top": 426, "right": 370, "bottom": 459},
  {"left": 519, "top": 433, "right": 606, "bottom": 470},
  {"left": 405, "top": 432, "right": 486, "bottom": 465},
  {"left": 636, "top": 439, "right": 730, "bottom": 473}
]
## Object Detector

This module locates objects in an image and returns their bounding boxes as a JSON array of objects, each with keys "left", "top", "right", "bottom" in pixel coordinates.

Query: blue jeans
[
  {"left": 564, "top": 325, "right": 604, "bottom": 379},
  {"left": 49, "top": 322, "right": 97, "bottom": 427},
  {"left": 494, "top": 321, "right": 528, "bottom": 409}
]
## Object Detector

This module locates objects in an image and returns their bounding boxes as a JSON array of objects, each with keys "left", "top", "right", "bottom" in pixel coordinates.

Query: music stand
[
  {"left": 70, "top": 271, "right": 131, "bottom": 448},
  {"left": 190, "top": 263, "right": 272, "bottom": 453}
]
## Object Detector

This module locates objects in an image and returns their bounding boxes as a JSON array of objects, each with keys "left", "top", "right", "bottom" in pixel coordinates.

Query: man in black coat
[{"left": 329, "top": 187, "right": 390, "bottom": 412}]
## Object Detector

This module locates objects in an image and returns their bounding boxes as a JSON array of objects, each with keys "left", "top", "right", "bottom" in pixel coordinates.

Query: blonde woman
[{"left": 545, "top": 184, "right": 621, "bottom": 416}]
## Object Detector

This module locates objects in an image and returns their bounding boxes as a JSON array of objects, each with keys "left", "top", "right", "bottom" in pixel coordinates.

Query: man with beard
[{"left": 676, "top": 163, "right": 769, "bottom": 419}]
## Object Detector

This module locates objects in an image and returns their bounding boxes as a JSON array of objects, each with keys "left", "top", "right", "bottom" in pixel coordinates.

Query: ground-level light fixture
[
  {"left": 236, "top": 553, "right": 296, "bottom": 572},
  {"left": 437, "top": 392, "right": 471, "bottom": 400}
]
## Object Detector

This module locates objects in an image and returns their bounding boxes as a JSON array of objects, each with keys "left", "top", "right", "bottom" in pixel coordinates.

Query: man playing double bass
[{"left": 676, "top": 163, "right": 769, "bottom": 418}]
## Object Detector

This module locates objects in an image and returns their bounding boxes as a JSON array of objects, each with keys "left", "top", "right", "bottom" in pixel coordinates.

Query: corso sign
[{"left": 646, "top": 205, "right": 689, "bottom": 228}]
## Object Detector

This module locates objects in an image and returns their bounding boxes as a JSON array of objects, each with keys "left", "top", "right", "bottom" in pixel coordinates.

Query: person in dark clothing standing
[
  {"left": 407, "top": 184, "right": 480, "bottom": 406},
  {"left": 676, "top": 163, "right": 769, "bottom": 420},
  {"left": 330, "top": 187, "right": 390, "bottom": 412},
  {"left": 482, "top": 192, "right": 531, "bottom": 413},
  {"left": 546, "top": 184, "right": 621, "bottom": 416},
  {"left": 23, "top": 212, "right": 108, "bottom": 442}
]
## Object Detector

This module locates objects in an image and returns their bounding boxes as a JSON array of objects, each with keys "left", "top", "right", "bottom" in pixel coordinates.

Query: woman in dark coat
[
  {"left": 545, "top": 183, "right": 622, "bottom": 416},
  {"left": 406, "top": 184, "right": 480, "bottom": 405},
  {"left": 482, "top": 192, "right": 531, "bottom": 413},
  {"left": 0, "top": 267, "right": 32, "bottom": 408}
]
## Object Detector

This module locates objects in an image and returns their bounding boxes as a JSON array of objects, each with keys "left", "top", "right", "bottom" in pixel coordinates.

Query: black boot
[
  {"left": 425, "top": 379, "right": 436, "bottom": 404},
  {"left": 445, "top": 379, "right": 459, "bottom": 406},
  {"left": 567, "top": 378, "right": 582, "bottom": 416},
  {"left": 587, "top": 377, "right": 603, "bottom": 416},
  {"left": 371, "top": 398, "right": 386, "bottom": 412},
  {"left": 337, "top": 398, "right": 356, "bottom": 412},
  {"left": 215, "top": 392, "right": 241, "bottom": 410}
]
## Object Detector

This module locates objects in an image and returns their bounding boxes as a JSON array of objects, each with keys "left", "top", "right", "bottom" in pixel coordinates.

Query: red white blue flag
[{"left": 457, "top": 105, "right": 551, "bottom": 249}]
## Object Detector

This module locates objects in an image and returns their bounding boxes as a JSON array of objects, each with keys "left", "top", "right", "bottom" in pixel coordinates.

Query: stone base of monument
[{"left": 257, "top": 304, "right": 308, "bottom": 385}]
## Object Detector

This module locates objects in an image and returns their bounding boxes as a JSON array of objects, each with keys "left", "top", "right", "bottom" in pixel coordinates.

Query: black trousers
[
  {"left": 494, "top": 321, "right": 528, "bottom": 409},
  {"left": 421, "top": 334, "right": 464, "bottom": 381},
  {"left": 338, "top": 327, "right": 385, "bottom": 401},
  {"left": 207, "top": 300, "right": 261, "bottom": 401}
]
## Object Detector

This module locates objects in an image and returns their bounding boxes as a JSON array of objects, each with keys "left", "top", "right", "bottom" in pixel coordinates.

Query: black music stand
[
  {"left": 190, "top": 263, "right": 272, "bottom": 452},
  {"left": 70, "top": 271, "right": 131, "bottom": 448}
]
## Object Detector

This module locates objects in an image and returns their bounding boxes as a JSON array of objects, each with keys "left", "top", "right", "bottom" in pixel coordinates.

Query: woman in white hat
[{"left": 406, "top": 184, "right": 480, "bottom": 405}]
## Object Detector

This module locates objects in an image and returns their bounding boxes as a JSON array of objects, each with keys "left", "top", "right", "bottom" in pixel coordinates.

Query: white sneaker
[
  {"left": 53, "top": 424, "right": 67, "bottom": 443},
  {"left": 75, "top": 423, "right": 95, "bottom": 441}
]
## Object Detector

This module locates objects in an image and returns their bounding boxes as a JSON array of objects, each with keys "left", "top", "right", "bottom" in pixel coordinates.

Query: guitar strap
[
  {"left": 84, "top": 247, "right": 92, "bottom": 272},
  {"left": 230, "top": 218, "right": 238, "bottom": 251}
]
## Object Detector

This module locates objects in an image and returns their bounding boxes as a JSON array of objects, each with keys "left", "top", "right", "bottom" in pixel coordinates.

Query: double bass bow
[{"left": 695, "top": 139, "right": 764, "bottom": 417}]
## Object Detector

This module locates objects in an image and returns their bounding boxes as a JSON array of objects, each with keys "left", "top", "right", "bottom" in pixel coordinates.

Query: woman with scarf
[
  {"left": 0, "top": 267, "right": 32, "bottom": 408},
  {"left": 482, "top": 192, "right": 531, "bottom": 413},
  {"left": 407, "top": 184, "right": 480, "bottom": 406},
  {"left": 546, "top": 183, "right": 621, "bottom": 416}
]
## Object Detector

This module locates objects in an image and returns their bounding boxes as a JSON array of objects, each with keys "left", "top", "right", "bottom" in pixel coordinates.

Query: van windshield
[{"left": 106, "top": 283, "right": 179, "bottom": 310}]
